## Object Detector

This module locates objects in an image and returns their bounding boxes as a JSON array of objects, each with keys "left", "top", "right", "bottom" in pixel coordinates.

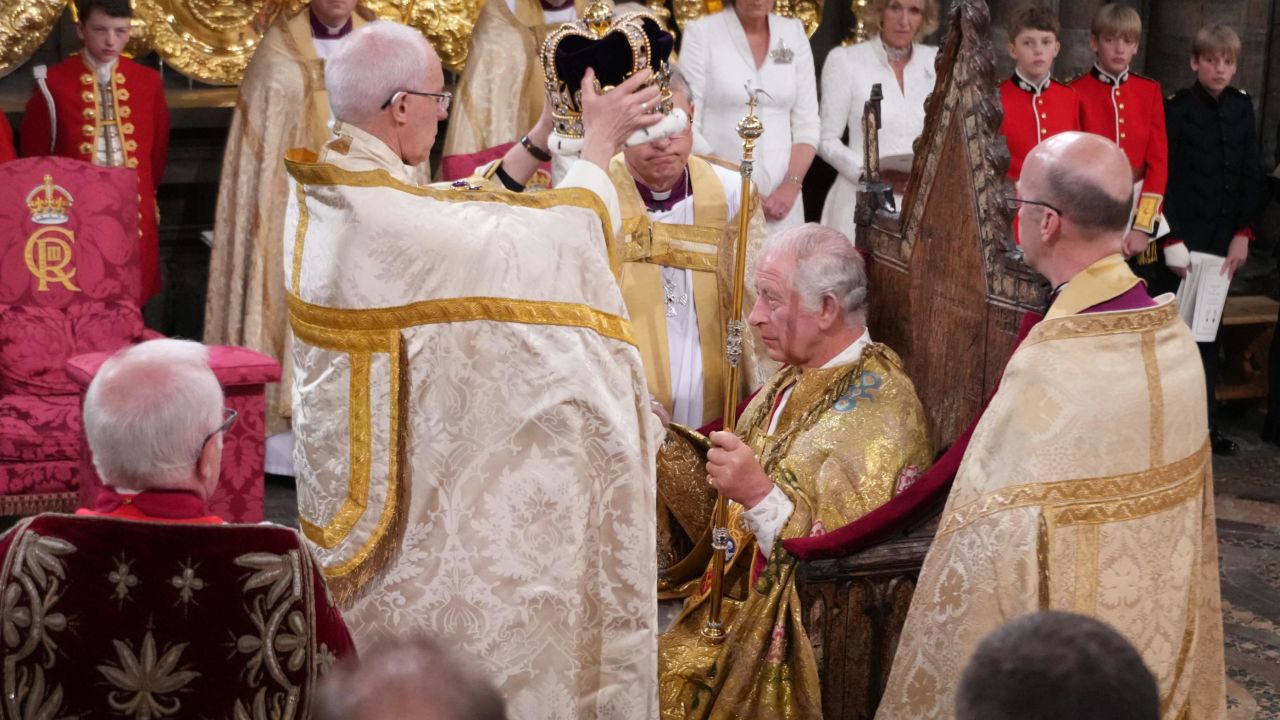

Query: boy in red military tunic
[
  {"left": 0, "top": 115, "right": 14, "bottom": 162},
  {"left": 999, "top": 5, "right": 1079, "bottom": 180},
  {"left": 1071, "top": 3, "right": 1167, "bottom": 269},
  {"left": 20, "top": 0, "right": 169, "bottom": 304}
]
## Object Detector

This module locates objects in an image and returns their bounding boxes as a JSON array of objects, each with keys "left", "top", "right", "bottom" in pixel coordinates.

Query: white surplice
[
  {"left": 645, "top": 164, "right": 744, "bottom": 427},
  {"left": 679, "top": 10, "right": 819, "bottom": 234},
  {"left": 287, "top": 123, "right": 657, "bottom": 719},
  {"left": 818, "top": 37, "right": 936, "bottom": 241}
]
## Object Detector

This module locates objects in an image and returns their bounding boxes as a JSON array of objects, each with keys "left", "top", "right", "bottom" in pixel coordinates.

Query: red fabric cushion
[
  {"left": 0, "top": 393, "right": 82, "bottom": 461},
  {"left": 0, "top": 301, "right": 142, "bottom": 394},
  {"left": 0, "top": 459, "right": 77, "bottom": 498}
]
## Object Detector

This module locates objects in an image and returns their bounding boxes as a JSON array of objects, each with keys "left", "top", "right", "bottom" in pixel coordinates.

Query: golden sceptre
[{"left": 703, "top": 86, "right": 765, "bottom": 642}]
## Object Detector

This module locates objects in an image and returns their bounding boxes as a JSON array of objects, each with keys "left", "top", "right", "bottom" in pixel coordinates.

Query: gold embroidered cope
[
  {"left": 283, "top": 140, "right": 661, "bottom": 717},
  {"left": 878, "top": 256, "right": 1226, "bottom": 720}
]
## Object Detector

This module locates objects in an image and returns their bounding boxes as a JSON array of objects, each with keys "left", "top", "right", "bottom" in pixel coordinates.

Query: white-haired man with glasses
[
  {"left": 879, "top": 132, "right": 1225, "bottom": 718},
  {"left": 77, "top": 339, "right": 236, "bottom": 523},
  {"left": 283, "top": 19, "right": 668, "bottom": 718}
]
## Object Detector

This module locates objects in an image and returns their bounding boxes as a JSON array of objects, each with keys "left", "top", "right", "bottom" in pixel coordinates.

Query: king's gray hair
[
  {"left": 326, "top": 20, "right": 438, "bottom": 126},
  {"left": 769, "top": 223, "right": 868, "bottom": 327},
  {"left": 83, "top": 339, "right": 224, "bottom": 490}
]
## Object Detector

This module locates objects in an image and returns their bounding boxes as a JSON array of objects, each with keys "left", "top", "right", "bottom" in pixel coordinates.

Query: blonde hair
[
  {"left": 1192, "top": 24, "right": 1241, "bottom": 61},
  {"left": 1090, "top": 3, "right": 1142, "bottom": 43},
  {"left": 859, "top": 0, "right": 941, "bottom": 41}
]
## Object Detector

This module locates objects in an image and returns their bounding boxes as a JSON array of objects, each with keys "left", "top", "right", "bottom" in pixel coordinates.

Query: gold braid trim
[
  {"left": 1024, "top": 302, "right": 1179, "bottom": 347},
  {"left": 288, "top": 294, "right": 636, "bottom": 348},
  {"left": 283, "top": 153, "right": 623, "bottom": 278},
  {"left": 317, "top": 336, "right": 410, "bottom": 607},
  {"left": 940, "top": 441, "right": 1209, "bottom": 537}
]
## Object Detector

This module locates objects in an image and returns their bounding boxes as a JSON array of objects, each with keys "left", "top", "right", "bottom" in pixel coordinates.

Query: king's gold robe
[
  {"left": 660, "top": 343, "right": 932, "bottom": 719},
  {"left": 204, "top": 5, "right": 372, "bottom": 432},
  {"left": 877, "top": 255, "right": 1225, "bottom": 719},
  {"left": 284, "top": 125, "right": 658, "bottom": 717},
  {"left": 611, "top": 154, "right": 772, "bottom": 427}
]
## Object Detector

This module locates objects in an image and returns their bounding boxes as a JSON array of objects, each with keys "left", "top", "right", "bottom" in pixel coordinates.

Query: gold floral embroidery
[
  {"left": 109, "top": 553, "right": 139, "bottom": 605},
  {"left": 1, "top": 528, "right": 75, "bottom": 719},
  {"left": 170, "top": 560, "right": 205, "bottom": 608},
  {"left": 232, "top": 550, "right": 306, "bottom": 716},
  {"left": 97, "top": 631, "right": 200, "bottom": 719}
]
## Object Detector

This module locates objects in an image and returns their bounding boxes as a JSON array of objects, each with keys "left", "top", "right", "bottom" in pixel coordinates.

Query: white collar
[
  {"left": 83, "top": 53, "right": 117, "bottom": 82},
  {"left": 329, "top": 121, "right": 418, "bottom": 181},
  {"left": 819, "top": 328, "right": 872, "bottom": 369},
  {"left": 1014, "top": 69, "right": 1051, "bottom": 93}
]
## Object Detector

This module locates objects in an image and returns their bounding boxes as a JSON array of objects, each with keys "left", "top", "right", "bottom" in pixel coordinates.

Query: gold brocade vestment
[
  {"left": 284, "top": 126, "right": 660, "bottom": 718},
  {"left": 877, "top": 255, "right": 1226, "bottom": 719},
  {"left": 204, "top": 5, "right": 372, "bottom": 432},
  {"left": 610, "top": 154, "right": 771, "bottom": 426},
  {"left": 660, "top": 344, "right": 931, "bottom": 719},
  {"left": 442, "top": 0, "right": 587, "bottom": 161}
]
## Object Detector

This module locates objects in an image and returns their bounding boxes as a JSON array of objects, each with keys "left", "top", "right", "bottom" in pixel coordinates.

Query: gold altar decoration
[
  {"left": 0, "top": 0, "right": 68, "bottom": 80},
  {"left": 288, "top": 0, "right": 483, "bottom": 73},
  {"left": 0, "top": 0, "right": 483, "bottom": 84},
  {"left": 133, "top": 0, "right": 278, "bottom": 86},
  {"left": 671, "top": 0, "right": 821, "bottom": 36},
  {"left": 842, "top": 0, "right": 868, "bottom": 44}
]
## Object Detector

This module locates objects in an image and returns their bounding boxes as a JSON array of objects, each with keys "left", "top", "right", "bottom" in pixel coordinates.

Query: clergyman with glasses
[
  {"left": 283, "top": 19, "right": 669, "bottom": 718},
  {"left": 878, "top": 131, "right": 1225, "bottom": 717}
]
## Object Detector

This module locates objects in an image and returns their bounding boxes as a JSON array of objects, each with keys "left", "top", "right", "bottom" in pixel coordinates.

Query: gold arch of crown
[{"left": 542, "top": 3, "right": 674, "bottom": 140}]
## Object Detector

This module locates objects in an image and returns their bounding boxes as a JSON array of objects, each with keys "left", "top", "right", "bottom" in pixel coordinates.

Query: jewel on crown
[{"left": 26, "top": 175, "right": 74, "bottom": 226}]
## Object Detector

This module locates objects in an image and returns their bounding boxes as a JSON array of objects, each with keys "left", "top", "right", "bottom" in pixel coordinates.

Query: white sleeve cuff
[
  {"left": 560, "top": 160, "right": 622, "bottom": 237},
  {"left": 740, "top": 485, "right": 794, "bottom": 558},
  {"left": 1164, "top": 242, "right": 1190, "bottom": 269}
]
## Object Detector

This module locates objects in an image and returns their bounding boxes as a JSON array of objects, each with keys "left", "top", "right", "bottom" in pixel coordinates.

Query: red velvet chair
[
  {"left": 0, "top": 157, "right": 280, "bottom": 521},
  {"left": 0, "top": 157, "right": 148, "bottom": 514}
]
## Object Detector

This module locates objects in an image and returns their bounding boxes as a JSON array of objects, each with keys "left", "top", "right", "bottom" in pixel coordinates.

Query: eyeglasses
[
  {"left": 196, "top": 407, "right": 238, "bottom": 464},
  {"left": 380, "top": 90, "right": 452, "bottom": 112},
  {"left": 1004, "top": 195, "right": 1063, "bottom": 216}
]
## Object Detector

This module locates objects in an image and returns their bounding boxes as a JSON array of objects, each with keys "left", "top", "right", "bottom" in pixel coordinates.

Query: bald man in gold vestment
[
  {"left": 659, "top": 224, "right": 932, "bottom": 719},
  {"left": 878, "top": 134, "right": 1225, "bottom": 719}
]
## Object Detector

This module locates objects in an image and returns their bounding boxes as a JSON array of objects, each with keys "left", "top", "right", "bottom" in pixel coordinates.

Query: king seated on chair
[
  {"left": 0, "top": 339, "right": 354, "bottom": 717},
  {"left": 658, "top": 223, "right": 932, "bottom": 719}
]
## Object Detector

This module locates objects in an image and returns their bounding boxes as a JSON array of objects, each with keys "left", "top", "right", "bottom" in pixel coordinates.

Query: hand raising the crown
[{"left": 580, "top": 67, "right": 663, "bottom": 170}]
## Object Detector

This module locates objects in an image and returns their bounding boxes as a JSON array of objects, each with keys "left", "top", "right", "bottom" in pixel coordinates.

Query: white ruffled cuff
[
  {"left": 1163, "top": 242, "right": 1190, "bottom": 269},
  {"left": 740, "top": 485, "right": 794, "bottom": 558},
  {"left": 548, "top": 108, "right": 691, "bottom": 157}
]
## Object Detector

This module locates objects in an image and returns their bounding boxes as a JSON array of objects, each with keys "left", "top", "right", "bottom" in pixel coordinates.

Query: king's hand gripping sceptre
[{"left": 702, "top": 84, "right": 765, "bottom": 642}]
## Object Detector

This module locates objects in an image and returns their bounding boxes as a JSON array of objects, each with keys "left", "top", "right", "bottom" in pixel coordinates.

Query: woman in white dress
[
  {"left": 679, "top": 0, "right": 820, "bottom": 233},
  {"left": 818, "top": 0, "right": 939, "bottom": 241}
]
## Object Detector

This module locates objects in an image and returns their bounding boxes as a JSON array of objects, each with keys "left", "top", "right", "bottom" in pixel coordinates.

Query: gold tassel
[{"left": 1136, "top": 242, "right": 1158, "bottom": 265}]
